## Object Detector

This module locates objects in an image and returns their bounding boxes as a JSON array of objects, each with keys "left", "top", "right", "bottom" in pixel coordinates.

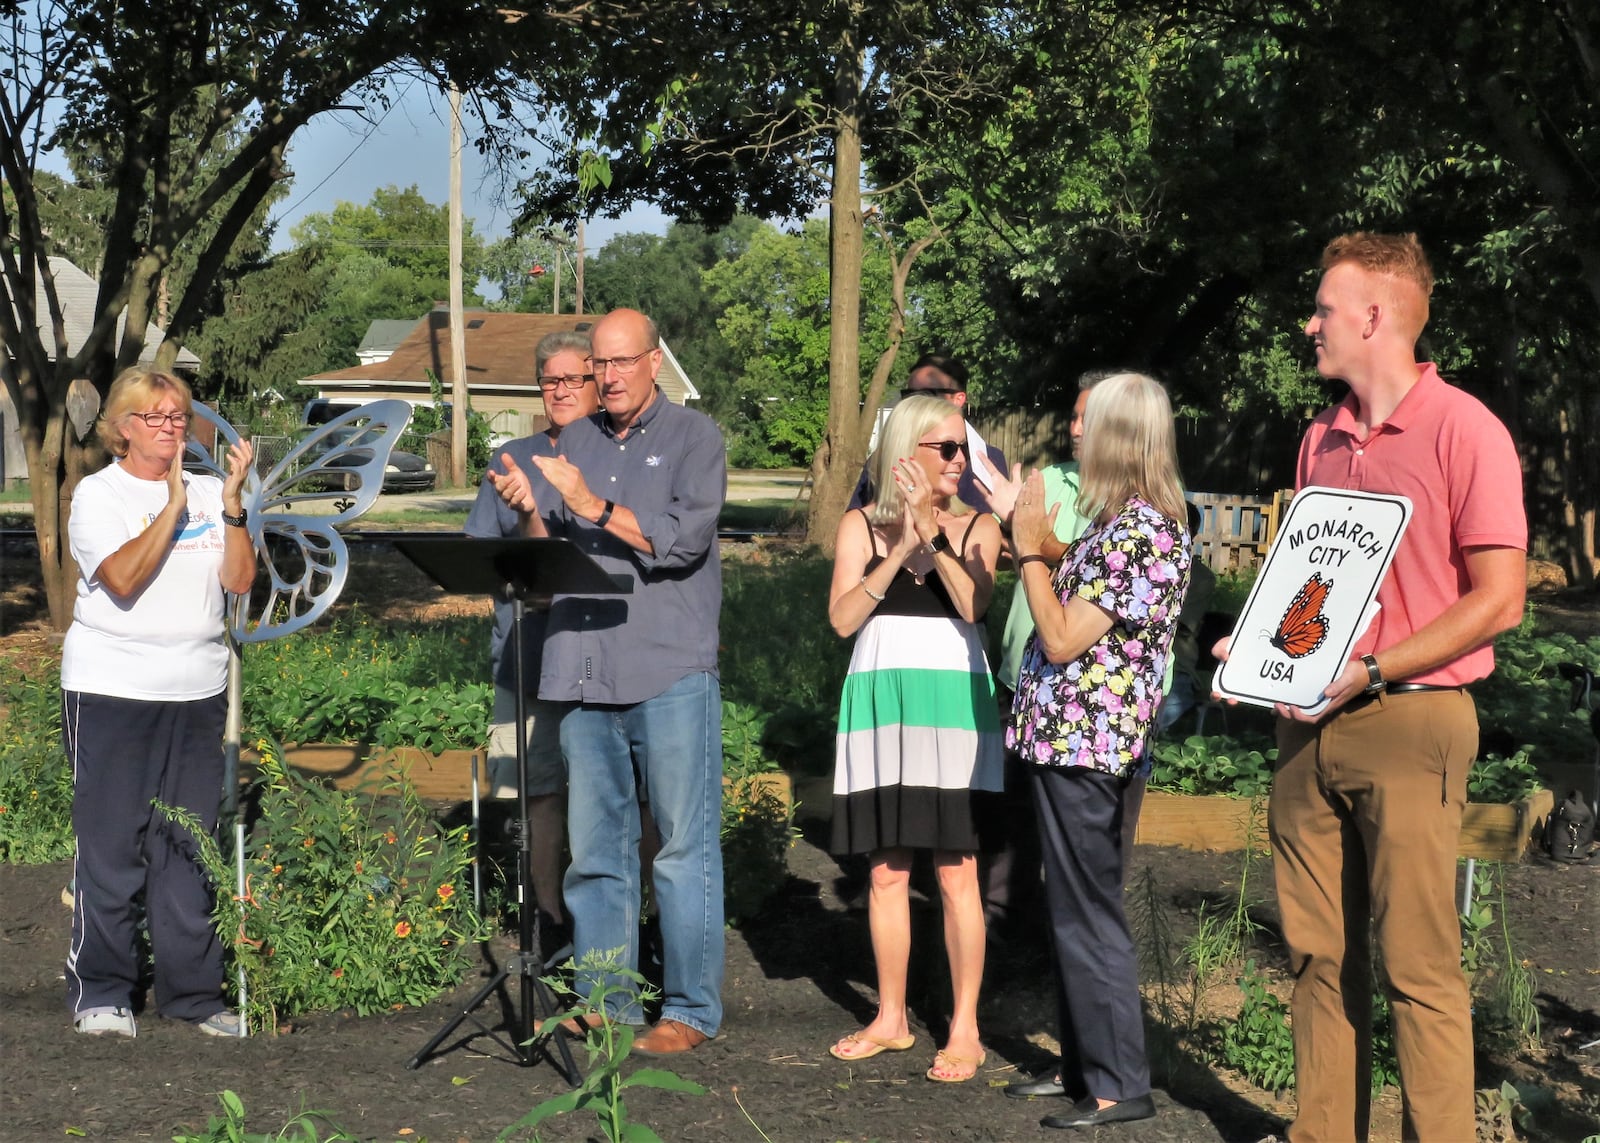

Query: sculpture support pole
[{"left": 224, "top": 626, "right": 248, "bottom": 1035}]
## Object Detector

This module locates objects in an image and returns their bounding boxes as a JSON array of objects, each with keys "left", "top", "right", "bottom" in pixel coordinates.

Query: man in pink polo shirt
[{"left": 1273, "top": 233, "right": 1526, "bottom": 1141}]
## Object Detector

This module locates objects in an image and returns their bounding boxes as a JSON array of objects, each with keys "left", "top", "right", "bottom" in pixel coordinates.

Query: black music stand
[{"left": 393, "top": 535, "right": 632, "bottom": 1077}]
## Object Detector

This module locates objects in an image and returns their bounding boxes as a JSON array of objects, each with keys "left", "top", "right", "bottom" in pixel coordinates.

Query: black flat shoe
[
  {"left": 1041, "top": 1094, "right": 1157, "bottom": 1129},
  {"left": 1003, "top": 1074, "right": 1067, "bottom": 1099}
]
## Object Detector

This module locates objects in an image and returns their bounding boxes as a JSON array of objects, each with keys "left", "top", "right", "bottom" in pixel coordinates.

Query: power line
[{"left": 274, "top": 80, "right": 416, "bottom": 221}]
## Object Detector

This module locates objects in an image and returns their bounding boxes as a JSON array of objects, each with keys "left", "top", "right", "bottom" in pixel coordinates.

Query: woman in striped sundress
[{"left": 825, "top": 394, "right": 1004, "bottom": 1085}]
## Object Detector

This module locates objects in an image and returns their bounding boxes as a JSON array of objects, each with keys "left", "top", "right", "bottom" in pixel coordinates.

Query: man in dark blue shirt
[{"left": 525, "top": 307, "right": 727, "bottom": 1055}]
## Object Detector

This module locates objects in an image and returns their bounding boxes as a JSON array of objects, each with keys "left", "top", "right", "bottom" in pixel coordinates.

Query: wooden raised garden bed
[
  {"left": 245, "top": 744, "right": 793, "bottom": 809},
  {"left": 1135, "top": 788, "right": 1555, "bottom": 862}
]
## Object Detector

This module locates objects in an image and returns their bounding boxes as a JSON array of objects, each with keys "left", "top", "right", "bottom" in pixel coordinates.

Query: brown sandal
[
  {"left": 925, "top": 1047, "right": 987, "bottom": 1083},
  {"left": 829, "top": 1030, "right": 916, "bottom": 1061}
]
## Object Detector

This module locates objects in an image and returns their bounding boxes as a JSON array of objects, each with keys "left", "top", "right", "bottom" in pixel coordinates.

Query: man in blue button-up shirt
[{"left": 526, "top": 307, "right": 727, "bottom": 1055}]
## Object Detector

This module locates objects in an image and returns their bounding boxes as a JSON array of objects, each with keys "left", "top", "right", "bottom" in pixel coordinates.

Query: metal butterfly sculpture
[{"left": 185, "top": 399, "right": 414, "bottom": 642}]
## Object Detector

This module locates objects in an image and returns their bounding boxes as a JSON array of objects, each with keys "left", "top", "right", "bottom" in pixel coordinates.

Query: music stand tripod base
[{"left": 394, "top": 536, "right": 631, "bottom": 1079}]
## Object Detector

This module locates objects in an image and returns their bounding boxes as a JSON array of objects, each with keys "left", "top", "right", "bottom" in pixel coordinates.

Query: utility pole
[
  {"left": 447, "top": 83, "right": 468, "bottom": 488},
  {"left": 575, "top": 218, "right": 585, "bottom": 315}
]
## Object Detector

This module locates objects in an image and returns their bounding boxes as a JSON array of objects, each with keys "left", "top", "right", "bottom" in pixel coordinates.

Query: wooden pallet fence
[{"left": 1189, "top": 490, "right": 1294, "bottom": 572}]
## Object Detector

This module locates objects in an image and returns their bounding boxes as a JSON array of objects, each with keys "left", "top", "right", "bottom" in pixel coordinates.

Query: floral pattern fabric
[{"left": 1008, "top": 497, "right": 1191, "bottom": 777}]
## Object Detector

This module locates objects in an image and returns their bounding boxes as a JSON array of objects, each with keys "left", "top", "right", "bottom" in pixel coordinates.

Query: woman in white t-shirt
[{"left": 62, "top": 368, "right": 256, "bottom": 1039}]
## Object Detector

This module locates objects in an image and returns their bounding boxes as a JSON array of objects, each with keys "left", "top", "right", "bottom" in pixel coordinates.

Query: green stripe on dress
[{"left": 837, "top": 668, "right": 1001, "bottom": 734}]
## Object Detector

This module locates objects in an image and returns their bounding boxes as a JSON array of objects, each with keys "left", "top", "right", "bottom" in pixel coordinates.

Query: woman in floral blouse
[{"left": 1004, "top": 372, "right": 1191, "bottom": 1129}]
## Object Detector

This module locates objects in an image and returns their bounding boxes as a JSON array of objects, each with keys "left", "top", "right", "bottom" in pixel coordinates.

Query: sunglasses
[{"left": 917, "top": 439, "right": 971, "bottom": 462}]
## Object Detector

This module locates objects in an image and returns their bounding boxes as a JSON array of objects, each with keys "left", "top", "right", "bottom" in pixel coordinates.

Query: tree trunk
[
  {"left": 27, "top": 399, "right": 96, "bottom": 630},
  {"left": 806, "top": 36, "right": 869, "bottom": 552}
]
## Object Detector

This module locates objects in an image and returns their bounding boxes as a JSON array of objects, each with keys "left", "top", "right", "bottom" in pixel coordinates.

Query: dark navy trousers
[
  {"left": 1030, "top": 765, "right": 1151, "bottom": 1103},
  {"left": 64, "top": 690, "right": 228, "bottom": 1021}
]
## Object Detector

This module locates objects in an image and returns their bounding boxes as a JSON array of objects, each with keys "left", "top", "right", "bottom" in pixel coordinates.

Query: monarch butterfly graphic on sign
[{"left": 1268, "top": 572, "right": 1331, "bottom": 659}]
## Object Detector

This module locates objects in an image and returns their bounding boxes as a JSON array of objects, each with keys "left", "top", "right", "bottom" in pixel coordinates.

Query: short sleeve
[{"left": 68, "top": 476, "right": 134, "bottom": 585}]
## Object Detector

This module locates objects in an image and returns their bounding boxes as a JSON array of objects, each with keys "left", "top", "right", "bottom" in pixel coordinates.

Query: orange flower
[
  {"left": 302, "top": 837, "right": 314, "bottom": 848},
  {"left": 394, "top": 921, "right": 412, "bottom": 938},
  {"left": 354, "top": 861, "right": 363, "bottom": 875},
  {"left": 332, "top": 967, "right": 344, "bottom": 979},
  {"left": 437, "top": 884, "right": 454, "bottom": 901},
  {"left": 384, "top": 831, "right": 397, "bottom": 845}
]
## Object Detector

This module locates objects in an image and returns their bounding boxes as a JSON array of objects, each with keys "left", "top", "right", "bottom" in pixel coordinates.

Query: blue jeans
[{"left": 561, "top": 671, "right": 725, "bottom": 1036}]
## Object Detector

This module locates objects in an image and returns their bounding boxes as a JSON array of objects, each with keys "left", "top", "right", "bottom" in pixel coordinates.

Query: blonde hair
[
  {"left": 1322, "top": 231, "right": 1434, "bottom": 342},
  {"left": 866, "top": 395, "right": 963, "bottom": 525},
  {"left": 1076, "top": 372, "right": 1186, "bottom": 526},
  {"left": 97, "top": 367, "right": 194, "bottom": 458}
]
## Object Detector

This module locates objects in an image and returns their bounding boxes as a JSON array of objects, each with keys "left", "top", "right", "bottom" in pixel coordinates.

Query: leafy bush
[
  {"left": 720, "top": 700, "right": 796, "bottom": 924},
  {"left": 182, "top": 741, "right": 491, "bottom": 1032},
  {"left": 1468, "top": 750, "right": 1544, "bottom": 803},
  {"left": 0, "top": 673, "right": 74, "bottom": 864},
  {"left": 1471, "top": 609, "right": 1600, "bottom": 770},
  {"left": 720, "top": 553, "right": 850, "bottom": 776},
  {"left": 1208, "top": 566, "right": 1259, "bottom": 617},
  {"left": 1149, "top": 733, "right": 1276, "bottom": 797},
  {"left": 242, "top": 612, "right": 490, "bottom": 751}
]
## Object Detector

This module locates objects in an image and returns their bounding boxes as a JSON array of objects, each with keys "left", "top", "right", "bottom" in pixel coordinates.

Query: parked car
[{"left": 308, "top": 427, "right": 437, "bottom": 494}]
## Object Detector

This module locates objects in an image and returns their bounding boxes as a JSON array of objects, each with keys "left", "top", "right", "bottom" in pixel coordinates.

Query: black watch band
[
  {"left": 595, "top": 500, "right": 615, "bottom": 528},
  {"left": 928, "top": 532, "right": 952, "bottom": 555},
  {"left": 1360, "top": 653, "right": 1385, "bottom": 695},
  {"left": 222, "top": 508, "right": 248, "bottom": 528}
]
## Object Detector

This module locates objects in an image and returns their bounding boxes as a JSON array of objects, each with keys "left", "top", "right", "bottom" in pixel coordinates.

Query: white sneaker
[
  {"left": 195, "top": 1009, "right": 243, "bottom": 1037},
  {"left": 75, "top": 1007, "right": 137, "bottom": 1037}
]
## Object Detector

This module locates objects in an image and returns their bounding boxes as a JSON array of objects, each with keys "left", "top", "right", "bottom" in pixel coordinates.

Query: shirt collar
[
  {"left": 1327, "top": 361, "right": 1441, "bottom": 438},
  {"left": 600, "top": 385, "right": 666, "bottom": 440}
]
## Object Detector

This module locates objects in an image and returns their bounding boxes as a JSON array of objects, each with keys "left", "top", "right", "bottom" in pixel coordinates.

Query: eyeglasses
[
  {"left": 918, "top": 439, "right": 971, "bottom": 462},
  {"left": 129, "top": 411, "right": 190, "bottom": 428},
  {"left": 590, "top": 350, "right": 654, "bottom": 375},
  {"left": 900, "top": 386, "right": 962, "bottom": 400},
  {"left": 538, "top": 373, "right": 596, "bottom": 390}
]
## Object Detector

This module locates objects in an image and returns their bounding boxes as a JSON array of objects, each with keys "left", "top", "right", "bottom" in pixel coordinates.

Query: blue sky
[{"left": 269, "top": 80, "right": 667, "bottom": 253}]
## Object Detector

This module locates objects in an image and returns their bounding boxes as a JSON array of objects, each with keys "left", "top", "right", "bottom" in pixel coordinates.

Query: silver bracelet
[{"left": 861, "top": 576, "right": 886, "bottom": 603}]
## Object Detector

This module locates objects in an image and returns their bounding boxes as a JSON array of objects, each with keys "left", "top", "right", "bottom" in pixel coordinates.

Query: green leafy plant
[
  {"left": 1149, "top": 733, "right": 1276, "bottom": 798},
  {"left": 1467, "top": 750, "right": 1544, "bottom": 804},
  {"left": 172, "top": 740, "right": 490, "bottom": 1032},
  {"left": 1220, "top": 960, "right": 1295, "bottom": 1096},
  {"left": 1369, "top": 987, "right": 1402, "bottom": 1095},
  {"left": 242, "top": 611, "right": 490, "bottom": 751},
  {"left": 500, "top": 950, "right": 705, "bottom": 1143},
  {"left": 172, "top": 1090, "right": 356, "bottom": 1143},
  {"left": 1460, "top": 862, "right": 1542, "bottom": 1051},
  {"left": 720, "top": 700, "right": 796, "bottom": 924},
  {"left": 1474, "top": 1081, "right": 1532, "bottom": 1143},
  {"left": 0, "top": 672, "right": 74, "bottom": 864},
  {"left": 719, "top": 553, "right": 850, "bottom": 776},
  {"left": 1470, "top": 610, "right": 1600, "bottom": 770}
]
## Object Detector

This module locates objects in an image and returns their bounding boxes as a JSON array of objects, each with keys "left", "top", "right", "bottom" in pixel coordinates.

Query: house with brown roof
[{"left": 301, "top": 310, "right": 700, "bottom": 440}]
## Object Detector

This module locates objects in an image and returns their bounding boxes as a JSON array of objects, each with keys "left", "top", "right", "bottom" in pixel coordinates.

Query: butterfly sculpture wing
[
  {"left": 188, "top": 400, "right": 415, "bottom": 643},
  {"left": 1269, "top": 572, "right": 1331, "bottom": 659}
]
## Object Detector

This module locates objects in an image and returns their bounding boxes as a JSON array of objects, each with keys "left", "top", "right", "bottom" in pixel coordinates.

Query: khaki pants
[{"left": 1272, "top": 688, "right": 1477, "bottom": 1143}]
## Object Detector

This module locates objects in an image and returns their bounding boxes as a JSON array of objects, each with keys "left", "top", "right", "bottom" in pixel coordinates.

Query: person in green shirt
[{"left": 976, "top": 371, "right": 1105, "bottom": 940}]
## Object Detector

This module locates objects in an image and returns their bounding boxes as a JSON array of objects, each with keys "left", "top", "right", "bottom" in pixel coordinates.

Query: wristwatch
[
  {"left": 927, "top": 532, "right": 952, "bottom": 556},
  {"left": 1359, "top": 653, "right": 1385, "bottom": 695},
  {"left": 222, "top": 507, "right": 248, "bottom": 528}
]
